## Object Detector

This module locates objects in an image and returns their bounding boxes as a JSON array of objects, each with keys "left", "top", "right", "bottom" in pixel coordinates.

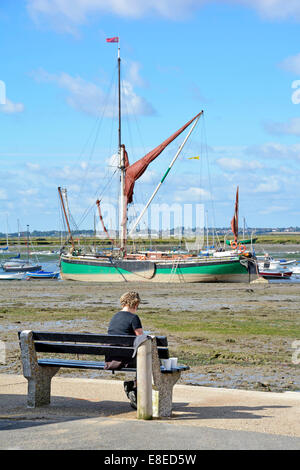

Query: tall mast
[
  {"left": 17, "top": 218, "right": 20, "bottom": 255},
  {"left": 6, "top": 214, "right": 8, "bottom": 248},
  {"left": 58, "top": 187, "right": 74, "bottom": 250},
  {"left": 117, "top": 40, "right": 127, "bottom": 254},
  {"left": 118, "top": 43, "right": 121, "bottom": 151},
  {"left": 26, "top": 225, "right": 30, "bottom": 262}
]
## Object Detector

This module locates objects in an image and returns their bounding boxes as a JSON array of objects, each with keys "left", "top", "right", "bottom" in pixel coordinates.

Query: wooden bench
[{"left": 18, "top": 330, "right": 189, "bottom": 419}]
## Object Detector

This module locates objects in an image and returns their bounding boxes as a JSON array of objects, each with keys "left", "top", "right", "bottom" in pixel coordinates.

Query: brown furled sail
[
  {"left": 124, "top": 112, "right": 203, "bottom": 204},
  {"left": 230, "top": 186, "right": 239, "bottom": 243}
]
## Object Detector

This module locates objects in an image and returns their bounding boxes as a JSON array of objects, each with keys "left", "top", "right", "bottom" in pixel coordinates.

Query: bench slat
[
  {"left": 33, "top": 332, "right": 136, "bottom": 345},
  {"left": 27, "top": 331, "right": 168, "bottom": 347},
  {"left": 34, "top": 341, "right": 170, "bottom": 359},
  {"left": 37, "top": 358, "right": 189, "bottom": 373},
  {"left": 35, "top": 343, "right": 134, "bottom": 357},
  {"left": 37, "top": 359, "right": 137, "bottom": 371}
]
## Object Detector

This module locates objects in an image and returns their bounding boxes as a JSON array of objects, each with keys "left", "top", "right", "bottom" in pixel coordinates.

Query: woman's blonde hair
[{"left": 120, "top": 291, "right": 141, "bottom": 309}]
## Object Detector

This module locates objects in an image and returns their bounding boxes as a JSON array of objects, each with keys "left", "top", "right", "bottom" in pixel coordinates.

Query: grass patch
[
  {"left": 141, "top": 308, "right": 300, "bottom": 339},
  {"left": 0, "top": 306, "right": 115, "bottom": 323},
  {"left": 1, "top": 303, "right": 299, "bottom": 368}
]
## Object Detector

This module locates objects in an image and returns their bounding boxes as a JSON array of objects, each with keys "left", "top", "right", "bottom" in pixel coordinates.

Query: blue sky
[{"left": 1, "top": 0, "right": 300, "bottom": 234}]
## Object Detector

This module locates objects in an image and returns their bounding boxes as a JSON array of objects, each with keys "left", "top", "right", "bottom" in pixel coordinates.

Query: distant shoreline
[{"left": 2, "top": 234, "right": 300, "bottom": 247}]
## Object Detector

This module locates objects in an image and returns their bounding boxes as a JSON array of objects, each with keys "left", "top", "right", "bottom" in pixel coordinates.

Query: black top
[{"left": 108, "top": 310, "right": 142, "bottom": 336}]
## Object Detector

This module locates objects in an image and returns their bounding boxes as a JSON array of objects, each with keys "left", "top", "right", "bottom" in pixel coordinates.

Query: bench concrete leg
[
  {"left": 19, "top": 330, "right": 59, "bottom": 408},
  {"left": 150, "top": 337, "right": 181, "bottom": 418},
  {"left": 27, "top": 367, "right": 59, "bottom": 407},
  {"left": 152, "top": 371, "right": 180, "bottom": 418}
]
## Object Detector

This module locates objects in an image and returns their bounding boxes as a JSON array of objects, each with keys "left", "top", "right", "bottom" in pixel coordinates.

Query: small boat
[
  {"left": 3, "top": 262, "right": 42, "bottom": 272},
  {"left": 3, "top": 225, "right": 42, "bottom": 273},
  {"left": 29, "top": 251, "right": 57, "bottom": 255},
  {"left": 290, "top": 263, "right": 300, "bottom": 275},
  {"left": 259, "top": 270, "right": 293, "bottom": 280},
  {"left": 256, "top": 255, "right": 294, "bottom": 272},
  {"left": 26, "top": 270, "right": 60, "bottom": 279},
  {"left": 0, "top": 272, "right": 25, "bottom": 280},
  {"left": 278, "top": 259, "right": 297, "bottom": 266},
  {"left": 226, "top": 238, "right": 257, "bottom": 246}
]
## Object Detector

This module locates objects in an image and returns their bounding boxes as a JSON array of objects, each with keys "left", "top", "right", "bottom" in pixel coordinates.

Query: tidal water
[{"left": 1, "top": 244, "right": 300, "bottom": 282}]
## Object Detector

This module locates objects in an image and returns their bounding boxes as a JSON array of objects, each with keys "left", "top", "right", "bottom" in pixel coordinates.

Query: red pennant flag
[{"left": 106, "top": 37, "right": 119, "bottom": 43}]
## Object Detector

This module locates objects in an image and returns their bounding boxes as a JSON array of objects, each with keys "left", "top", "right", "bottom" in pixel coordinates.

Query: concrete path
[{"left": 0, "top": 374, "right": 299, "bottom": 450}]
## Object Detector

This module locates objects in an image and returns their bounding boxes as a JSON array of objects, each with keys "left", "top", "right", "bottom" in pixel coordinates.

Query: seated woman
[{"left": 106, "top": 291, "right": 143, "bottom": 409}]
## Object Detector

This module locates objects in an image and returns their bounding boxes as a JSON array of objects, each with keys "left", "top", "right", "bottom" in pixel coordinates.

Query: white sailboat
[{"left": 2, "top": 225, "right": 41, "bottom": 272}]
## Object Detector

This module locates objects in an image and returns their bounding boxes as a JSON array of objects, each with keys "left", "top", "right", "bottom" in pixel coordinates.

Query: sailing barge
[{"left": 59, "top": 39, "right": 254, "bottom": 283}]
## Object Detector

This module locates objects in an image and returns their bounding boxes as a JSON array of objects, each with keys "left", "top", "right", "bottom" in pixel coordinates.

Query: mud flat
[{"left": 0, "top": 279, "right": 299, "bottom": 393}]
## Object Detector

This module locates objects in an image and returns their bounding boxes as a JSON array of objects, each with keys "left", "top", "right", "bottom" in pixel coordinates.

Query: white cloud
[
  {"left": 245, "top": 142, "right": 300, "bottom": 160},
  {"left": 259, "top": 205, "right": 289, "bottom": 215},
  {"left": 26, "top": 0, "right": 300, "bottom": 34},
  {"left": 26, "top": 0, "right": 200, "bottom": 28},
  {"left": 216, "top": 158, "right": 263, "bottom": 171},
  {"left": 234, "top": 0, "right": 300, "bottom": 21},
  {"left": 0, "top": 145, "right": 299, "bottom": 229},
  {"left": 139, "top": 169, "right": 158, "bottom": 183},
  {"left": 279, "top": 53, "right": 300, "bottom": 74},
  {"left": 121, "top": 79, "right": 155, "bottom": 116},
  {"left": 48, "top": 164, "right": 102, "bottom": 181},
  {"left": 18, "top": 188, "right": 39, "bottom": 196},
  {"left": 105, "top": 153, "right": 119, "bottom": 169},
  {"left": 0, "top": 189, "right": 7, "bottom": 200},
  {"left": 126, "top": 61, "right": 148, "bottom": 88},
  {"left": 264, "top": 117, "right": 300, "bottom": 136},
  {"left": 253, "top": 177, "right": 280, "bottom": 193},
  {"left": 33, "top": 68, "right": 155, "bottom": 117},
  {"left": 174, "top": 186, "right": 211, "bottom": 202},
  {"left": 0, "top": 98, "right": 24, "bottom": 114},
  {"left": 78, "top": 161, "right": 88, "bottom": 170},
  {"left": 26, "top": 162, "right": 41, "bottom": 171}
]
